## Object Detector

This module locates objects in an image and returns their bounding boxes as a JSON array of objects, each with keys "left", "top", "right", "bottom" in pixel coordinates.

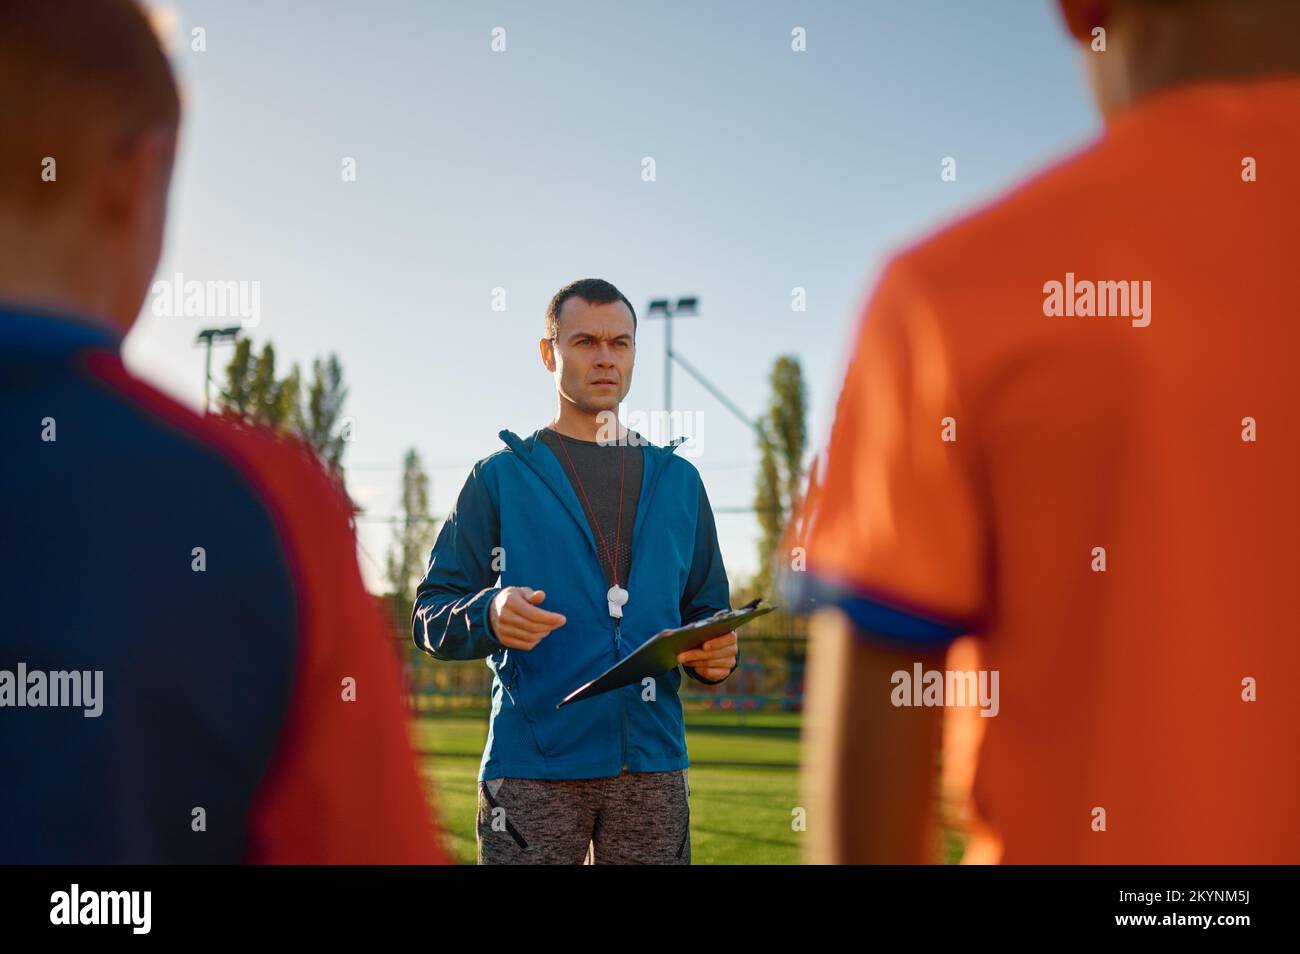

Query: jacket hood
[
  {"left": 496, "top": 427, "right": 690, "bottom": 576},
  {"left": 498, "top": 427, "right": 687, "bottom": 458}
]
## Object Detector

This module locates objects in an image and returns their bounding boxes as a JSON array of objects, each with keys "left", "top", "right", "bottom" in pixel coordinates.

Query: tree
[
  {"left": 219, "top": 340, "right": 301, "bottom": 433},
  {"left": 768, "top": 357, "right": 807, "bottom": 513},
  {"left": 218, "top": 341, "right": 348, "bottom": 478},
  {"left": 752, "top": 356, "right": 807, "bottom": 596},
  {"left": 384, "top": 449, "right": 440, "bottom": 712},
  {"left": 302, "top": 355, "right": 348, "bottom": 475},
  {"left": 221, "top": 338, "right": 254, "bottom": 417},
  {"left": 275, "top": 362, "right": 303, "bottom": 434},
  {"left": 385, "top": 448, "right": 437, "bottom": 614},
  {"left": 248, "top": 342, "right": 278, "bottom": 423}
]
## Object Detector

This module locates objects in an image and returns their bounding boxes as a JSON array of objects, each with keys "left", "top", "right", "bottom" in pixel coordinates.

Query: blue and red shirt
[{"left": 1, "top": 305, "right": 446, "bottom": 863}]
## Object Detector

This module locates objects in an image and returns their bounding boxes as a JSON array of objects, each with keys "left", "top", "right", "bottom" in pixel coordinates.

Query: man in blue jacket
[{"left": 412, "top": 278, "right": 738, "bottom": 864}]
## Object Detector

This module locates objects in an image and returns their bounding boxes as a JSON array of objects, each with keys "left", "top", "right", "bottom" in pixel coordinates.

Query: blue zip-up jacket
[{"left": 412, "top": 428, "right": 734, "bottom": 781}]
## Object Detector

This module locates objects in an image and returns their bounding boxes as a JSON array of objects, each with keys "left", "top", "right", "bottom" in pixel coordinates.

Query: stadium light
[
  {"left": 643, "top": 296, "right": 701, "bottom": 413},
  {"left": 644, "top": 296, "right": 756, "bottom": 433},
  {"left": 195, "top": 325, "right": 242, "bottom": 414}
]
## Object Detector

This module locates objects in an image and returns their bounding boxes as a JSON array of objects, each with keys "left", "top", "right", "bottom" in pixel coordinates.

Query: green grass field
[{"left": 414, "top": 709, "right": 804, "bottom": 864}]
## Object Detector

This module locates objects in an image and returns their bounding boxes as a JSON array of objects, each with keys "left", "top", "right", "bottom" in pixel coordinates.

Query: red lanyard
[{"left": 553, "top": 432, "right": 626, "bottom": 588}]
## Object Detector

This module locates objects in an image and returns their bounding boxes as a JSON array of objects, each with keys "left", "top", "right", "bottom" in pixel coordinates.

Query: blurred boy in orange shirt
[{"left": 795, "top": 0, "right": 1300, "bottom": 864}]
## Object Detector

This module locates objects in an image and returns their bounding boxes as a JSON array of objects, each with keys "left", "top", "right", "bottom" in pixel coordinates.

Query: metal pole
[
  {"left": 203, "top": 337, "right": 213, "bottom": 413},
  {"left": 668, "top": 347, "right": 758, "bottom": 433},
  {"left": 664, "top": 311, "right": 672, "bottom": 414}
]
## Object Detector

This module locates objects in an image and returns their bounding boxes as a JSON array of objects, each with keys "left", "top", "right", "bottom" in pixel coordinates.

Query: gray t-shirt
[{"left": 537, "top": 426, "right": 643, "bottom": 591}]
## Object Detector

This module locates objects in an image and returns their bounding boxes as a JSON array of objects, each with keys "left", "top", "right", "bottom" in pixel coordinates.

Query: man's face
[{"left": 541, "top": 296, "right": 636, "bottom": 417}]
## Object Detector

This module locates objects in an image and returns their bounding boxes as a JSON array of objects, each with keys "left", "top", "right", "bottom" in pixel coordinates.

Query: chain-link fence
[{"left": 394, "top": 608, "right": 807, "bottom": 714}]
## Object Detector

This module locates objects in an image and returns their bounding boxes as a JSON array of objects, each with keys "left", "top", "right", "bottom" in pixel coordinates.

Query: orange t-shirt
[{"left": 800, "top": 77, "right": 1300, "bottom": 863}]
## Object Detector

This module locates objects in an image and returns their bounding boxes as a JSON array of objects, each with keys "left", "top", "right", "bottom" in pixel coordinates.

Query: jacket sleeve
[
  {"left": 411, "top": 460, "right": 505, "bottom": 661},
  {"left": 679, "top": 476, "right": 739, "bottom": 685}
]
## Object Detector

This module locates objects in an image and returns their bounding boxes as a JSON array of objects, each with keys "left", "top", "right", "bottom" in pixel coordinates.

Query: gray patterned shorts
[{"left": 477, "top": 768, "right": 690, "bottom": 865}]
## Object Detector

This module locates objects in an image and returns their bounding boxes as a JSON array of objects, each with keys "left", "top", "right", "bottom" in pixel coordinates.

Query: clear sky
[{"left": 128, "top": 0, "right": 1099, "bottom": 592}]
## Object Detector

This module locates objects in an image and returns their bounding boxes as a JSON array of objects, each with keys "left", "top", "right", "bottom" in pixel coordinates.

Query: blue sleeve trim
[
  {"left": 779, "top": 570, "right": 970, "bottom": 645},
  {"left": 411, "top": 462, "right": 505, "bottom": 660},
  {"left": 678, "top": 477, "right": 731, "bottom": 626}
]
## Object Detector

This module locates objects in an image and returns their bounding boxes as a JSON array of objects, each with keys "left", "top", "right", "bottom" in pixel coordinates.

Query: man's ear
[
  {"left": 1058, "top": 0, "right": 1106, "bottom": 43},
  {"left": 97, "top": 126, "right": 176, "bottom": 235},
  {"left": 539, "top": 336, "right": 556, "bottom": 372}
]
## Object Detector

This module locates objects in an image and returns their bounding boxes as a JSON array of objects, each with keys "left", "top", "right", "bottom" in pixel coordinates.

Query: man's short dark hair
[{"left": 545, "top": 279, "right": 637, "bottom": 340}]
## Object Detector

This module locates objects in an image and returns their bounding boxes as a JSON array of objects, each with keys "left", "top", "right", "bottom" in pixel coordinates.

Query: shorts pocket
[{"left": 480, "top": 779, "right": 529, "bottom": 850}]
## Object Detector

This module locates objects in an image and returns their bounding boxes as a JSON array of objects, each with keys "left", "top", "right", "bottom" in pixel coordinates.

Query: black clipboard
[{"left": 556, "top": 599, "right": 777, "bottom": 708}]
